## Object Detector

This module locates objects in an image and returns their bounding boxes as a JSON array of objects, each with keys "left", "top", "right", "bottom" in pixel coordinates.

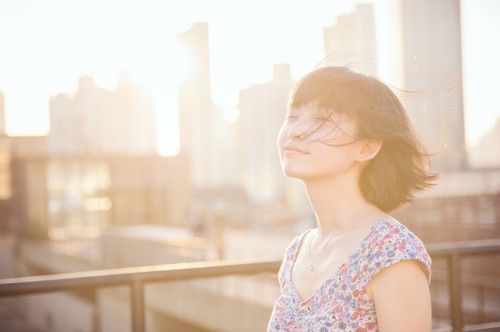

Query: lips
[{"left": 283, "top": 144, "right": 309, "bottom": 154}]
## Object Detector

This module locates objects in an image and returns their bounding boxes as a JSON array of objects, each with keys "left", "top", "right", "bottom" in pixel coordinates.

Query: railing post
[
  {"left": 131, "top": 279, "right": 145, "bottom": 332},
  {"left": 448, "top": 253, "right": 463, "bottom": 332}
]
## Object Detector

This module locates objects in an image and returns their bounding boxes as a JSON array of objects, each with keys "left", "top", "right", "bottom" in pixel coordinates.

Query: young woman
[{"left": 268, "top": 66, "right": 437, "bottom": 331}]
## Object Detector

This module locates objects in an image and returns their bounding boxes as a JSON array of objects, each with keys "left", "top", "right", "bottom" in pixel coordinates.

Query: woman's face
[{"left": 277, "top": 104, "right": 361, "bottom": 181}]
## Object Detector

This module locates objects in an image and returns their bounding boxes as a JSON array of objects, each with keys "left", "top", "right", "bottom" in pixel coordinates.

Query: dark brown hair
[{"left": 288, "top": 66, "right": 438, "bottom": 212}]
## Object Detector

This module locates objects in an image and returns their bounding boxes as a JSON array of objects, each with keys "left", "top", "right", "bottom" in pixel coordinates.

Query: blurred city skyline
[
  {"left": 0, "top": 2, "right": 499, "bottom": 330},
  {"left": 0, "top": 0, "right": 499, "bottom": 154}
]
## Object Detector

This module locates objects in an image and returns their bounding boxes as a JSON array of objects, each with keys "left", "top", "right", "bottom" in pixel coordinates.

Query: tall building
[
  {"left": 238, "top": 64, "right": 300, "bottom": 203},
  {"left": 210, "top": 103, "right": 241, "bottom": 186},
  {"left": 323, "top": 3, "right": 377, "bottom": 76},
  {"left": 49, "top": 75, "right": 157, "bottom": 156},
  {"left": 177, "top": 22, "right": 217, "bottom": 187},
  {"left": 375, "top": 0, "right": 467, "bottom": 171}
]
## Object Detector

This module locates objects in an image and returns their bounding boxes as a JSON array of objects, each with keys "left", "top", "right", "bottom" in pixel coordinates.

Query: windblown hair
[{"left": 288, "top": 66, "right": 438, "bottom": 212}]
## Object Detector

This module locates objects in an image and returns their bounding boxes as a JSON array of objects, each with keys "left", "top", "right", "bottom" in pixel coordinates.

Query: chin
[{"left": 282, "top": 167, "right": 309, "bottom": 180}]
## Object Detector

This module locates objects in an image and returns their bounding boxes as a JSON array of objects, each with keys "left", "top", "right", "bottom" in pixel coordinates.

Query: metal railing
[
  {"left": 426, "top": 239, "right": 500, "bottom": 332},
  {"left": 0, "top": 258, "right": 281, "bottom": 331},
  {"left": 1, "top": 240, "right": 500, "bottom": 332}
]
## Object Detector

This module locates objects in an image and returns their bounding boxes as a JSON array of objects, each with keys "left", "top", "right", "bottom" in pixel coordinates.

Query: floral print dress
[{"left": 268, "top": 219, "right": 431, "bottom": 331}]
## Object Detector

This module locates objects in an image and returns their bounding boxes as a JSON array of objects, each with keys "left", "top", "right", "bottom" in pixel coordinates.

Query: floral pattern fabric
[{"left": 268, "top": 219, "right": 431, "bottom": 331}]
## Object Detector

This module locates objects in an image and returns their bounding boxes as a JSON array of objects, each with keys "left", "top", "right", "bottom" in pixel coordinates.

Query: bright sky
[
  {"left": 460, "top": 0, "right": 500, "bottom": 146},
  {"left": 0, "top": 0, "right": 498, "bottom": 154}
]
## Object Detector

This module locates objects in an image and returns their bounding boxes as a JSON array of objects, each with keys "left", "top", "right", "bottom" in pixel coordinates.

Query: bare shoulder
[
  {"left": 367, "top": 259, "right": 428, "bottom": 298},
  {"left": 367, "top": 260, "right": 432, "bottom": 332}
]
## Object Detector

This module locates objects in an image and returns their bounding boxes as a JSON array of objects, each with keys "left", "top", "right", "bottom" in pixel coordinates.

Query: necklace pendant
[{"left": 306, "top": 263, "right": 314, "bottom": 272}]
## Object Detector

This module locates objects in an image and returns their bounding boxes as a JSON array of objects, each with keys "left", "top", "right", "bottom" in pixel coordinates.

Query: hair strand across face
[{"left": 287, "top": 66, "right": 438, "bottom": 212}]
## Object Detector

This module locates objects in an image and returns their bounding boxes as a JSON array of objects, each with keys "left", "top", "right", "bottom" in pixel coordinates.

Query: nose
[{"left": 286, "top": 116, "right": 310, "bottom": 139}]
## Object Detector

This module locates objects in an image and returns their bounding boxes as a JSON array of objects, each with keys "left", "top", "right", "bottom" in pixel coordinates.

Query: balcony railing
[
  {"left": 1, "top": 240, "right": 500, "bottom": 332},
  {"left": 426, "top": 239, "right": 500, "bottom": 332}
]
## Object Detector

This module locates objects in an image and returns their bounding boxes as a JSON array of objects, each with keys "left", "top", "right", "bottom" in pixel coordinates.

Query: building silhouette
[
  {"left": 323, "top": 1, "right": 467, "bottom": 171},
  {"left": 6, "top": 71, "right": 191, "bottom": 241},
  {"left": 376, "top": 0, "right": 467, "bottom": 171},
  {"left": 177, "top": 22, "right": 218, "bottom": 188},
  {"left": 49, "top": 75, "right": 157, "bottom": 156},
  {"left": 323, "top": 3, "right": 377, "bottom": 76},
  {"left": 237, "top": 64, "right": 299, "bottom": 203}
]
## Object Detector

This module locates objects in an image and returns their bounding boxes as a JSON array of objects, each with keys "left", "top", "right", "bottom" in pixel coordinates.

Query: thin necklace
[
  {"left": 306, "top": 230, "right": 334, "bottom": 272},
  {"left": 306, "top": 204, "right": 370, "bottom": 272},
  {"left": 306, "top": 228, "right": 353, "bottom": 272}
]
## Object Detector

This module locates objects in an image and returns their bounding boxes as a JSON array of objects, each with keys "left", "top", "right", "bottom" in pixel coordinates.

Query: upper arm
[{"left": 367, "top": 260, "right": 432, "bottom": 332}]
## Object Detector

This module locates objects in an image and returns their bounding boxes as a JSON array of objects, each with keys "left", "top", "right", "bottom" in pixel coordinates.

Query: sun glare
[
  {"left": 0, "top": 2, "right": 196, "bottom": 156},
  {"left": 126, "top": 36, "right": 193, "bottom": 156},
  {"left": 3, "top": 0, "right": 498, "bottom": 152}
]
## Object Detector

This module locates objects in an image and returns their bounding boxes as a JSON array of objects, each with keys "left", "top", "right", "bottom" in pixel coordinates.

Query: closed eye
[{"left": 285, "top": 114, "right": 299, "bottom": 121}]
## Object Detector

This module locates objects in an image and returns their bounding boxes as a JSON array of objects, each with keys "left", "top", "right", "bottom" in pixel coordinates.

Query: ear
[{"left": 355, "top": 139, "right": 382, "bottom": 162}]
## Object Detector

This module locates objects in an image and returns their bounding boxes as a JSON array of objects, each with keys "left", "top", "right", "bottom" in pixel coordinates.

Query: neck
[{"left": 303, "top": 174, "right": 372, "bottom": 238}]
